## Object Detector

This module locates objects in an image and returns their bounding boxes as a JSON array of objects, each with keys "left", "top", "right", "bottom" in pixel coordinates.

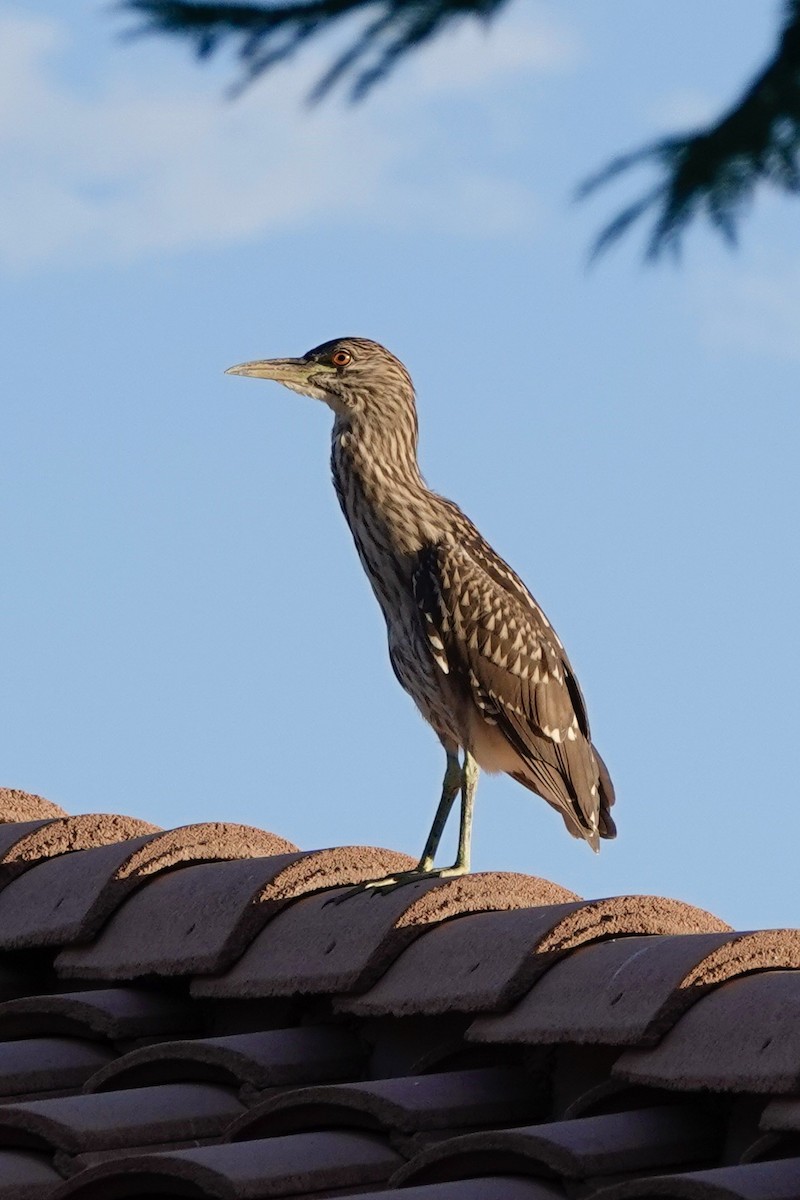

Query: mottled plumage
[{"left": 226, "top": 337, "right": 615, "bottom": 876}]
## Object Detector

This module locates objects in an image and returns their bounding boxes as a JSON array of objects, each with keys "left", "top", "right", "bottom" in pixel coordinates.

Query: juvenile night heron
[{"left": 227, "top": 337, "right": 616, "bottom": 879}]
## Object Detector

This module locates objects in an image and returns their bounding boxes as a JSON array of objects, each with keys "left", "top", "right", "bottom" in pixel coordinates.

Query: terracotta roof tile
[
  {"left": 0, "top": 1150, "right": 62, "bottom": 1200},
  {"left": 0, "top": 1082, "right": 244, "bottom": 1157},
  {"left": 55, "top": 1131, "right": 403, "bottom": 1198},
  {"left": 0, "top": 815, "right": 160, "bottom": 890},
  {"left": 597, "top": 1157, "right": 800, "bottom": 1199},
  {"left": 0, "top": 1038, "right": 114, "bottom": 1099},
  {"left": 464, "top": 930, "right": 800, "bottom": 1047},
  {"left": 193, "top": 871, "right": 578, "bottom": 1000},
  {"left": 0, "top": 823, "right": 294, "bottom": 952},
  {"left": 85, "top": 1026, "right": 365, "bottom": 1093},
  {"left": 0, "top": 797, "right": 795, "bottom": 1200},
  {"left": 616, "top": 971, "right": 800, "bottom": 1093},
  {"left": 0, "top": 789, "right": 67, "bottom": 823},
  {"left": 228, "top": 1066, "right": 539, "bottom": 1139},
  {"left": 324, "top": 1181, "right": 562, "bottom": 1200},
  {"left": 393, "top": 1104, "right": 722, "bottom": 1186},
  {"left": 355, "top": 895, "right": 726, "bottom": 1028},
  {"left": 0, "top": 987, "right": 198, "bottom": 1040},
  {"left": 55, "top": 846, "right": 415, "bottom": 980}
]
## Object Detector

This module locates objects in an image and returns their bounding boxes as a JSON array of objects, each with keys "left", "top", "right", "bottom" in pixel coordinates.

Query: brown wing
[{"left": 413, "top": 538, "right": 616, "bottom": 848}]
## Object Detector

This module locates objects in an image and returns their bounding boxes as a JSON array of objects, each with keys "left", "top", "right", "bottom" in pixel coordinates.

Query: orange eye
[{"left": 331, "top": 349, "right": 352, "bottom": 367}]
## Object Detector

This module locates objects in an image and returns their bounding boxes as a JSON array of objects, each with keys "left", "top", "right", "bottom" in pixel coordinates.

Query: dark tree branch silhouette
[
  {"left": 122, "top": 0, "right": 508, "bottom": 102},
  {"left": 578, "top": 0, "right": 800, "bottom": 257},
  {"left": 123, "top": 0, "right": 800, "bottom": 256}
]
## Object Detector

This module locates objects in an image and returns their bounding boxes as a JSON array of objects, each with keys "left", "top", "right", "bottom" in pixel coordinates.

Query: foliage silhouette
[{"left": 124, "top": 0, "right": 800, "bottom": 256}]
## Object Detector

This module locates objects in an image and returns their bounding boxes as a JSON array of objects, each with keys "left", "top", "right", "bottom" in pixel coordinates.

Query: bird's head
[{"left": 226, "top": 337, "right": 416, "bottom": 429}]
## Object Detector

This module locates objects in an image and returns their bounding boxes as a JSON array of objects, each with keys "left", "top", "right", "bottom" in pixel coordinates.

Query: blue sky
[{"left": 3, "top": 0, "right": 798, "bottom": 928}]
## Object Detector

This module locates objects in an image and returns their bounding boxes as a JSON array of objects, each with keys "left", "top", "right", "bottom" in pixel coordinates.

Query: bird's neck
[{"left": 330, "top": 416, "right": 443, "bottom": 559}]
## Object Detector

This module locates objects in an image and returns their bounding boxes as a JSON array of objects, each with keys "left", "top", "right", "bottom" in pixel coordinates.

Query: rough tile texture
[
  {"left": 464, "top": 930, "right": 800, "bottom": 1047},
  {"left": 0, "top": 823, "right": 297, "bottom": 951},
  {"left": 344, "top": 896, "right": 730, "bottom": 1020},
  {"left": 0, "top": 789, "right": 67, "bottom": 822},
  {"left": 616, "top": 971, "right": 800, "bottom": 1093},
  {"left": 193, "top": 872, "right": 582, "bottom": 999},
  {"left": 0, "top": 789, "right": 794, "bottom": 1200},
  {"left": 0, "top": 815, "right": 159, "bottom": 890},
  {"left": 56, "top": 847, "right": 416, "bottom": 980}
]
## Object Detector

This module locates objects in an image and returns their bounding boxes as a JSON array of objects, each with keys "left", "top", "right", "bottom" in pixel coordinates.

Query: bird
[{"left": 226, "top": 337, "right": 615, "bottom": 881}]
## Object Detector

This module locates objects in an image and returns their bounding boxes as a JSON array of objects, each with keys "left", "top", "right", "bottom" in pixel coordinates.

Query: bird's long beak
[{"left": 225, "top": 357, "right": 311, "bottom": 384}]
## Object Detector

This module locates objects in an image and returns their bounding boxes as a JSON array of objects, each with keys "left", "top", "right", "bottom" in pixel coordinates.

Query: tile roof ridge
[
  {"left": 55, "top": 846, "right": 417, "bottom": 982},
  {"left": 391, "top": 872, "right": 580, "bottom": 928},
  {"left": 344, "top": 892, "right": 732, "bottom": 1022},
  {"left": 0, "top": 814, "right": 161, "bottom": 891},
  {"left": 191, "top": 870, "right": 579, "bottom": 1001},
  {"left": 615, "top": 969, "right": 800, "bottom": 1095},
  {"left": 0, "top": 787, "right": 67, "bottom": 822},
  {"left": 0, "top": 822, "right": 298, "bottom": 952},
  {"left": 465, "top": 928, "right": 800, "bottom": 1049}
]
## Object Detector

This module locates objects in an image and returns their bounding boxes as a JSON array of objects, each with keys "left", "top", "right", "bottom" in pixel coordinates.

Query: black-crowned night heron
[{"left": 227, "top": 337, "right": 616, "bottom": 880}]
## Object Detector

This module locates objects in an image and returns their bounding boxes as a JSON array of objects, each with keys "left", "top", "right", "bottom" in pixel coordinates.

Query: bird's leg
[
  {"left": 450, "top": 749, "right": 479, "bottom": 875},
  {"left": 331, "top": 747, "right": 467, "bottom": 900},
  {"left": 365, "top": 748, "right": 477, "bottom": 888},
  {"left": 415, "top": 748, "right": 462, "bottom": 872}
]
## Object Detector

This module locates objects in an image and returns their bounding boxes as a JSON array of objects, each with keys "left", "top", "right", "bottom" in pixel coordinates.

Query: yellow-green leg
[{"left": 335, "top": 747, "right": 479, "bottom": 897}]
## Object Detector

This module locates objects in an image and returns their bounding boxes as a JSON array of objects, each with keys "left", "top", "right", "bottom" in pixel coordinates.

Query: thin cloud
[{"left": 0, "top": 7, "right": 578, "bottom": 270}]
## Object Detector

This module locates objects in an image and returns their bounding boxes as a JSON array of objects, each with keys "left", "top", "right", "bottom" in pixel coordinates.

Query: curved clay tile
[
  {"left": 466, "top": 929, "right": 800, "bottom": 1048},
  {"left": 324, "top": 1182, "right": 561, "bottom": 1200},
  {"left": 0, "top": 787, "right": 67, "bottom": 822},
  {"left": 85, "top": 1026, "right": 364, "bottom": 1094},
  {"left": 0, "top": 987, "right": 199, "bottom": 1041},
  {"left": 0, "top": 821, "right": 296, "bottom": 951},
  {"left": 0, "top": 1149, "right": 63, "bottom": 1197},
  {"left": 0, "top": 1082, "right": 244, "bottom": 1156},
  {"left": 56, "top": 846, "right": 416, "bottom": 981},
  {"left": 392, "top": 1104, "right": 720, "bottom": 1188},
  {"left": 0, "top": 1036, "right": 114, "bottom": 1099},
  {"left": 595, "top": 1156, "right": 800, "bottom": 1199},
  {"left": 345, "top": 895, "right": 730, "bottom": 1022},
  {"left": 54, "top": 1130, "right": 403, "bottom": 1199},
  {"left": 227, "top": 1067, "right": 538, "bottom": 1140},
  {"left": 343, "top": 1182, "right": 562, "bottom": 1200},
  {"left": 0, "top": 814, "right": 160, "bottom": 889},
  {"left": 616, "top": 970, "right": 800, "bottom": 1095},
  {"left": 192, "top": 871, "right": 580, "bottom": 1001}
]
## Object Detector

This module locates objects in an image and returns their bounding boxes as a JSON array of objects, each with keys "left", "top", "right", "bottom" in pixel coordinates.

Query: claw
[{"left": 326, "top": 864, "right": 469, "bottom": 903}]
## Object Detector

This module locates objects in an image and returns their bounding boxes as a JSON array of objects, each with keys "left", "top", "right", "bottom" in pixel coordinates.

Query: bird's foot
[{"left": 327, "top": 863, "right": 468, "bottom": 903}]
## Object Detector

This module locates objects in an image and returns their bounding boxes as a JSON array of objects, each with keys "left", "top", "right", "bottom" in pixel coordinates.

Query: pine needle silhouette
[
  {"left": 578, "top": 0, "right": 800, "bottom": 257},
  {"left": 123, "top": 0, "right": 800, "bottom": 256}
]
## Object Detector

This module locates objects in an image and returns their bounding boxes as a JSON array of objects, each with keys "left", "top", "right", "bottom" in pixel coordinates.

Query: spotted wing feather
[{"left": 413, "top": 539, "right": 616, "bottom": 848}]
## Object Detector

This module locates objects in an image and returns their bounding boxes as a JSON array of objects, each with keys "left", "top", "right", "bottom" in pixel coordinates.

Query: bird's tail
[
  {"left": 511, "top": 741, "right": 616, "bottom": 852},
  {"left": 594, "top": 747, "right": 617, "bottom": 840}
]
